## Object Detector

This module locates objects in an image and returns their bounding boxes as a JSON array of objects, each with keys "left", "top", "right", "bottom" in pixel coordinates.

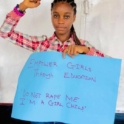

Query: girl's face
[{"left": 51, "top": 2, "right": 76, "bottom": 35}]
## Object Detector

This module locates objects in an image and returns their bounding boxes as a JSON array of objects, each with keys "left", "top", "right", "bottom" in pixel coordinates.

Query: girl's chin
[{"left": 56, "top": 31, "right": 66, "bottom": 35}]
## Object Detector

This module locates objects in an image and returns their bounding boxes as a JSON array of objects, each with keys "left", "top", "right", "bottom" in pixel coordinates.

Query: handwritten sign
[{"left": 11, "top": 52, "right": 121, "bottom": 124}]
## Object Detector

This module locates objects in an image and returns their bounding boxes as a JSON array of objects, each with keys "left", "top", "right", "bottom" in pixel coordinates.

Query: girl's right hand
[{"left": 19, "top": 0, "right": 41, "bottom": 11}]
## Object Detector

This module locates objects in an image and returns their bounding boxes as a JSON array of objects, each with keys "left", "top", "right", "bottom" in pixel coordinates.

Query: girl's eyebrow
[
  {"left": 53, "top": 12, "right": 71, "bottom": 14},
  {"left": 65, "top": 12, "right": 71, "bottom": 14},
  {"left": 53, "top": 12, "right": 58, "bottom": 14}
]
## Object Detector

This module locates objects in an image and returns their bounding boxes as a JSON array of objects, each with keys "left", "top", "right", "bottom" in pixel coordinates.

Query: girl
[
  {"left": 0, "top": 0, "right": 105, "bottom": 57},
  {"left": 0, "top": 0, "right": 107, "bottom": 124}
]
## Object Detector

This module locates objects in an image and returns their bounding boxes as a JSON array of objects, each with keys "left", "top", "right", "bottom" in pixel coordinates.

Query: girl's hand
[
  {"left": 19, "top": 0, "right": 41, "bottom": 11},
  {"left": 62, "top": 45, "right": 89, "bottom": 58}
]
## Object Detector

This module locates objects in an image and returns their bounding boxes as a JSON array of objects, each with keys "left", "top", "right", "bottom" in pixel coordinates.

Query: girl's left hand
[{"left": 62, "top": 45, "right": 89, "bottom": 58}]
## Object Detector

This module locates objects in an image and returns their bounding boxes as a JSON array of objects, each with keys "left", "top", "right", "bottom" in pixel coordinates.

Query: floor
[{"left": 0, "top": 106, "right": 124, "bottom": 124}]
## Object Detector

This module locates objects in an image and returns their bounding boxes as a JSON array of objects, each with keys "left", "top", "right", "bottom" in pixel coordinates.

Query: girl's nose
[{"left": 58, "top": 17, "right": 64, "bottom": 24}]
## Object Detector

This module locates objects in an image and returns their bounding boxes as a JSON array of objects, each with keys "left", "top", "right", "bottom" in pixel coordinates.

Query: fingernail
[{"left": 62, "top": 55, "right": 65, "bottom": 59}]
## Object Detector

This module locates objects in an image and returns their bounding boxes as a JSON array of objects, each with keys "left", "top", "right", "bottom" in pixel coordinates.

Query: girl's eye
[
  {"left": 64, "top": 15, "right": 70, "bottom": 19},
  {"left": 53, "top": 15, "right": 58, "bottom": 18}
]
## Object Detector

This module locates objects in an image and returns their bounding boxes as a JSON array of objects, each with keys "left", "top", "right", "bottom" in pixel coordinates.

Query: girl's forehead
[{"left": 52, "top": 2, "right": 73, "bottom": 12}]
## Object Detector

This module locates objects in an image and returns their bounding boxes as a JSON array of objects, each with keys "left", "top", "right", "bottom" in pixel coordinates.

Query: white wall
[
  {"left": 0, "top": 0, "right": 124, "bottom": 113},
  {"left": 80, "top": 0, "right": 124, "bottom": 113}
]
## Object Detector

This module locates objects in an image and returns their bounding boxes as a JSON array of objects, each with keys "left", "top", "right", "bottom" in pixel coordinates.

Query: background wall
[
  {"left": 80, "top": 0, "right": 124, "bottom": 113},
  {"left": 0, "top": 0, "right": 124, "bottom": 113}
]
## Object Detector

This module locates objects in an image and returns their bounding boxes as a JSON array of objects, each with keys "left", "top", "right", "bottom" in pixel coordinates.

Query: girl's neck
[{"left": 55, "top": 32, "right": 71, "bottom": 43}]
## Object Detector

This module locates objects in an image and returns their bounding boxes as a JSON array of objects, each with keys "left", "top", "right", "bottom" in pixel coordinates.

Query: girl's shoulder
[{"left": 79, "top": 39, "right": 90, "bottom": 46}]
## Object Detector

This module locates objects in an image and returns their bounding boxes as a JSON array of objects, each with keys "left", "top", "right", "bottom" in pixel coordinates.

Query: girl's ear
[{"left": 73, "top": 15, "right": 76, "bottom": 22}]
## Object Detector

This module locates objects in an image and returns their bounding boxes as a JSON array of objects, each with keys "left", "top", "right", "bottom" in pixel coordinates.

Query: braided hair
[{"left": 51, "top": 0, "right": 81, "bottom": 45}]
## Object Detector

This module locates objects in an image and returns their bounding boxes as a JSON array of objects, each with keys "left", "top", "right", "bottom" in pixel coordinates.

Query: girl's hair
[{"left": 51, "top": 0, "right": 81, "bottom": 45}]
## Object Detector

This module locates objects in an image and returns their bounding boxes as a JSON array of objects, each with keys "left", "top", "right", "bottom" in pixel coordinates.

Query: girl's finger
[
  {"left": 67, "top": 47, "right": 73, "bottom": 57},
  {"left": 70, "top": 45, "right": 74, "bottom": 55},
  {"left": 62, "top": 48, "right": 68, "bottom": 58},
  {"left": 29, "top": 0, "right": 36, "bottom": 2},
  {"left": 67, "top": 46, "right": 71, "bottom": 54},
  {"left": 74, "top": 47, "right": 78, "bottom": 55},
  {"left": 30, "top": 0, "right": 40, "bottom": 3},
  {"left": 74, "top": 51, "right": 79, "bottom": 56}
]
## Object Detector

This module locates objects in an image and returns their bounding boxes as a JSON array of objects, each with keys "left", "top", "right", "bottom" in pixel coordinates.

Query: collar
[{"left": 49, "top": 32, "right": 75, "bottom": 45}]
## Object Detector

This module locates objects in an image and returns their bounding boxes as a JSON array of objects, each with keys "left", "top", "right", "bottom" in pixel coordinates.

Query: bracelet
[
  {"left": 16, "top": 4, "right": 26, "bottom": 14},
  {"left": 13, "top": 4, "right": 26, "bottom": 17}
]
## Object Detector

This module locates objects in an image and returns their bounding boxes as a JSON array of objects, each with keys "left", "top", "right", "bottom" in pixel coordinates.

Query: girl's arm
[
  {"left": 0, "top": 2, "right": 43, "bottom": 52},
  {"left": 80, "top": 39, "right": 109, "bottom": 57}
]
